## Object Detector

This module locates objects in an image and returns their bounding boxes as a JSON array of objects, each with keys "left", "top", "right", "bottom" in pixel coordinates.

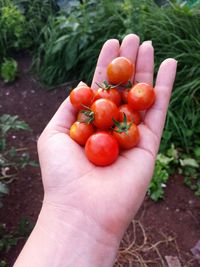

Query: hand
[{"left": 15, "top": 34, "right": 177, "bottom": 267}]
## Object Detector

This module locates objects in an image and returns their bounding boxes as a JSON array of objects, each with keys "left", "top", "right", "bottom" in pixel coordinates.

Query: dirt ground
[{"left": 0, "top": 55, "right": 199, "bottom": 267}]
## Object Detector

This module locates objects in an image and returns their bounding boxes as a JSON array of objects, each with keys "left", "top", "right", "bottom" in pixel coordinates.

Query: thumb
[{"left": 45, "top": 97, "right": 77, "bottom": 133}]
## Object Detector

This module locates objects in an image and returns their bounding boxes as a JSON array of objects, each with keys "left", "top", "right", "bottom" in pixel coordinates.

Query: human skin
[{"left": 14, "top": 34, "right": 177, "bottom": 267}]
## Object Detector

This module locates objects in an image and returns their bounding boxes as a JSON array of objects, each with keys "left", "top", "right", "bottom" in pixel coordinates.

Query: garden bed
[{"left": 0, "top": 55, "right": 199, "bottom": 267}]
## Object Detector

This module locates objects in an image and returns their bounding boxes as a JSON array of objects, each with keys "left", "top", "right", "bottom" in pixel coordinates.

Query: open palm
[{"left": 37, "top": 34, "right": 177, "bottom": 243}]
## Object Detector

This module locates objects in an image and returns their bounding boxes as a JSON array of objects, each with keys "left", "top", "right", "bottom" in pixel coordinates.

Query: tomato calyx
[
  {"left": 80, "top": 105, "right": 94, "bottom": 124},
  {"left": 123, "top": 80, "right": 133, "bottom": 89},
  {"left": 96, "top": 80, "right": 121, "bottom": 90},
  {"left": 122, "top": 80, "right": 140, "bottom": 89},
  {"left": 113, "top": 113, "right": 132, "bottom": 134}
]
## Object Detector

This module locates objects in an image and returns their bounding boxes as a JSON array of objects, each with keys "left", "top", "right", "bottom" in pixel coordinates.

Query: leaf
[
  {"left": 180, "top": 158, "right": 199, "bottom": 168},
  {"left": 0, "top": 114, "right": 31, "bottom": 137},
  {"left": 0, "top": 182, "right": 9, "bottom": 195},
  {"left": 64, "top": 37, "right": 78, "bottom": 71},
  {"left": 194, "top": 147, "right": 200, "bottom": 158},
  {"left": 0, "top": 58, "right": 18, "bottom": 83},
  {"left": 156, "top": 154, "right": 173, "bottom": 166}
]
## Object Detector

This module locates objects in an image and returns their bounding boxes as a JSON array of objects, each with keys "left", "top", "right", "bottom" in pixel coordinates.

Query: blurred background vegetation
[
  {"left": 1, "top": 2, "right": 200, "bottom": 264},
  {"left": 0, "top": 0, "right": 200, "bottom": 201}
]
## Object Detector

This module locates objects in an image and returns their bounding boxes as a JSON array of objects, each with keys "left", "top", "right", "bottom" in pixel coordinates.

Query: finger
[
  {"left": 144, "top": 58, "right": 177, "bottom": 141},
  {"left": 45, "top": 97, "right": 77, "bottom": 132},
  {"left": 134, "top": 41, "right": 154, "bottom": 85},
  {"left": 77, "top": 81, "right": 88, "bottom": 87},
  {"left": 119, "top": 34, "right": 140, "bottom": 82},
  {"left": 91, "top": 39, "right": 120, "bottom": 90}
]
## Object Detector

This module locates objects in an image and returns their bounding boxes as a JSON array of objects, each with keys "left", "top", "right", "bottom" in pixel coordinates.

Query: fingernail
[
  {"left": 77, "top": 81, "right": 87, "bottom": 87},
  {"left": 142, "top": 40, "right": 152, "bottom": 46}
]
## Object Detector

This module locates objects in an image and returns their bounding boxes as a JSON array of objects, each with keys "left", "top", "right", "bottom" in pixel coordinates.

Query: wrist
[{"left": 36, "top": 200, "right": 119, "bottom": 267}]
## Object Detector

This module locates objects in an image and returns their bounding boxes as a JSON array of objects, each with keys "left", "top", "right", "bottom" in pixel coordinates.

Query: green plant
[
  {"left": 0, "top": 58, "right": 18, "bottom": 83},
  {"left": 121, "top": 0, "right": 200, "bottom": 151},
  {"left": 148, "top": 149, "right": 177, "bottom": 201},
  {"left": 0, "top": 2, "right": 27, "bottom": 59},
  {"left": 0, "top": 115, "right": 37, "bottom": 207},
  {"left": 0, "top": 0, "right": 57, "bottom": 62},
  {"left": 0, "top": 260, "right": 6, "bottom": 267},
  {"left": 34, "top": 0, "right": 200, "bottom": 152},
  {"left": 14, "top": 0, "right": 58, "bottom": 48},
  {"left": 0, "top": 114, "right": 30, "bottom": 151},
  {"left": 0, "top": 218, "right": 33, "bottom": 263},
  {"left": 33, "top": 0, "right": 124, "bottom": 86},
  {"left": 149, "top": 144, "right": 200, "bottom": 201},
  {"left": 179, "top": 148, "right": 200, "bottom": 196}
]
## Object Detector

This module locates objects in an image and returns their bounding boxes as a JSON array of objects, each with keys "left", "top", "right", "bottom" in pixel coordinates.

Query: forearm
[{"left": 14, "top": 203, "right": 119, "bottom": 267}]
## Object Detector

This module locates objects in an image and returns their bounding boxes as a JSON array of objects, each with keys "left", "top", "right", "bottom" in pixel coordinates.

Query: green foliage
[
  {"left": 0, "top": 2, "right": 27, "bottom": 59},
  {"left": 149, "top": 145, "right": 200, "bottom": 201},
  {"left": 121, "top": 0, "right": 200, "bottom": 151},
  {"left": 0, "top": 260, "right": 6, "bottom": 267},
  {"left": 0, "top": 115, "right": 37, "bottom": 207},
  {"left": 14, "top": 0, "right": 58, "bottom": 48},
  {"left": 34, "top": 0, "right": 200, "bottom": 150},
  {"left": 0, "top": 224, "right": 18, "bottom": 253},
  {"left": 148, "top": 146, "right": 177, "bottom": 201},
  {"left": 0, "top": 219, "right": 33, "bottom": 257},
  {"left": 0, "top": 58, "right": 18, "bottom": 83},
  {"left": 180, "top": 148, "right": 200, "bottom": 196},
  {"left": 0, "top": 0, "right": 58, "bottom": 62},
  {"left": 0, "top": 183, "right": 9, "bottom": 207},
  {"left": 33, "top": 0, "right": 124, "bottom": 86},
  {"left": 0, "top": 114, "right": 30, "bottom": 151}
]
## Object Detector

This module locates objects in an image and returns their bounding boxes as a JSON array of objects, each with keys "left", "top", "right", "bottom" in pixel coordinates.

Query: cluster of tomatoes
[{"left": 69, "top": 57, "right": 156, "bottom": 166}]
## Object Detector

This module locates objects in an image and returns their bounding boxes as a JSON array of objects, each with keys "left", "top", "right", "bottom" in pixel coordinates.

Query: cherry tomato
[
  {"left": 128, "top": 83, "right": 155, "bottom": 110},
  {"left": 121, "top": 88, "right": 129, "bottom": 104},
  {"left": 118, "top": 104, "right": 141, "bottom": 125},
  {"left": 113, "top": 123, "right": 140, "bottom": 150},
  {"left": 70, "top": 121, "right": 94, "bottom": 146},
  {"left": 70, "top": 85, "right": 94, "bottom": 110},
  {"left": 94, "top": 87, "right": 121, "bottom": 106},
  {"left": 91, "top": 99, "right": 119, "bottom": 129},
  {"left": 85, "top": 132, "right": 119, "bottom": 166},
  {"left": 107, "top": 57, "right": 134, "bottom": 84}
]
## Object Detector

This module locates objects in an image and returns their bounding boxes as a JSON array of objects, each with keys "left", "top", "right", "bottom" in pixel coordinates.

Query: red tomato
[
  {"left": 70, "top": 85, "right": 94, "bottom": 110},
  {"left": 121, "top": 88, "right": 129, "bottom": 104},
  {"left": 94, "top": 87, "right": 121, "bottom": 106},
  {"left": 91, "top": 99, "right": 119, "bottom": 129},
  {"left": 118, "top": 104, "right": 141, "bottom": 125},
  {"left": 107, "top": 57, "right": 134, "bottom": 84},
  {"left": 70, "top": 121, "right": 94, "bottom": 146},
  {"left": 85, "top": 132, "right": 119, "bottom": 166},
  {"left": 128, "top": 83, "right": 155, "bottom": 110},
  {"left": 113, "top": 123, "right": 140, "bottom": 149}
]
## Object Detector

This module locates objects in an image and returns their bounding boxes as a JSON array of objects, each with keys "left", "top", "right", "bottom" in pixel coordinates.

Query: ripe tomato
[
  {"left": 128, "top": 83, "right": 155, "bottom": 110},
  {"left": 91, "top": 99, "right": 119, "bottom": 129},
  {"left": 113, "top": 123, "right": 140, "bottom": 150},
  {"left": 118, "top": 104, "right": 141, "bottom": 125},
  {"left": 85, "top": 132, "right": 119, "bottom": 166},
  {"left": 70, "top": 85, "right": 94, "bottom": 110},
  {"left": 107, "top": 57, "right": 134, "bottom": 85},
  {"left": 121, "top": 88, "right": 129, "bottom": 104},
  {"left": 94, "top": 87, "right": 121, "bottom": 106},
  {"left": 70, "top": 121, "right": 94, "bottom": 146}
]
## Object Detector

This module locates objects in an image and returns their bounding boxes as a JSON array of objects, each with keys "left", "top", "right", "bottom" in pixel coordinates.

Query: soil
[{"left": 0, "top": 54, "right": 199, "bottom": 267}]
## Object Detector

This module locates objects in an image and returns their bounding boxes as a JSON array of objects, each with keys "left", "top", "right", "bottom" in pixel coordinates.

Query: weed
[
  {"left": 0, "top": 115, "right": 37, "bottom": 207},
  {"left": 0, "top": 218, "right": 33, "bottom": 265},
  {"left": 0, "top": 58, "right": 18, "bottom": 83},
  {"left": 149, "top": 144, "right": 200, "bottom": 201}
]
